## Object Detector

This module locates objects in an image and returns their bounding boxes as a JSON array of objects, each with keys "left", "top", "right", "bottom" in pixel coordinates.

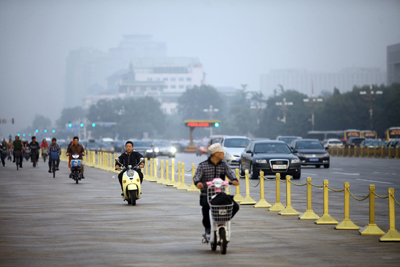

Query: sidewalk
[{"left": 0, "top": 165, "right": 399, "bottom": 267}]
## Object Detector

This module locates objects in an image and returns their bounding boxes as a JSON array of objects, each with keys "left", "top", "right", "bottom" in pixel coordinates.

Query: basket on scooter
[
  {"left": 71, "top": 159, "right": 82, "bottom": 167},
  {"left": 210, "top": 204, "right": 233, "bottom": 223},
  {"left": 14, "top": 150, "right": 22, "bottom": 157},
  {"left": 50, "top": 151, "right": 59, "bottom": 161}
]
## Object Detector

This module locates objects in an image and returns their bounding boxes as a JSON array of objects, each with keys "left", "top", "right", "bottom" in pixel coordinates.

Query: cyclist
[
  {"left": 29, "top": 136, "right": 40, "bottom": 165},
  {"left": 47, "top": 138, "right": 61, "bottom": 173},
  {"left": 1, "top": 139, "right": 7, "bottom": 167},
  {"left": 12, "top": 136, "right": 24, "bottom": 168}
]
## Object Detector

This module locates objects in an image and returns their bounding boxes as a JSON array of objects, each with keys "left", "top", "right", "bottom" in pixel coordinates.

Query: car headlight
[
  {"left": 297, "top": 153, "right": 304, "bottom": 157},
  {"left": 170, "top": 147, "right": 176, "bottom": 153},
  {"left": 256, "top": 159, "right": 267, "bottom": 163},
  {"left": 291, "top": 159, "right": 300, "bottom": 164},
  {"left": 154, "top": 148, "right": 159, "bottom": 153},
  {"left": 324, "top": 153, "right": 330, "bottom": 157},
  {"left": 146, "top": 149, "right": 153, "bottom": 153}
]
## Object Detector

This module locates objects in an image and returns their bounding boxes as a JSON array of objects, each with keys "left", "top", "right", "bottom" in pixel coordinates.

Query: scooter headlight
[
  {"left": 127, "top": 169, "right": 135, "bottom": 178},
  {"left": 213, "top": 178, "right": 224, "bottom": 188}
]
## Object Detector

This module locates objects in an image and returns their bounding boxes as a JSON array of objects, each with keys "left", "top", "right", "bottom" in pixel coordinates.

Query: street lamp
[
  {"left": 303, "top": 82, "right": 323, "bottom": 131},
  {"left": 275, "top": 98, "right": 293, "bottom": 123},
  {"left": 359, "top": 85, "right": 383, "bottom": 130}
]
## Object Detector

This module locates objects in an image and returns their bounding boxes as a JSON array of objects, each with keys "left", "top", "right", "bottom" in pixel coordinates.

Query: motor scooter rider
[
  {"left": 193, "top": 143, "right": 240, "bottom": 238},
  {"left": 47, "top": 138, "right": 61, "bottom": 173},
  {"left": 66, "top": 136, "right": 85, "bottom": 178},
  {"left": 29, "top": 136, "right": 40, "bottom": 164},
  {"left": 12, "top": 136, "right": 24, "bottom": 168},
  {"left": 115, "top": 141, "right": 144, "bottom": 196},
  {"left": 0, "top": 139, "right": 7, "bottom": 167}
]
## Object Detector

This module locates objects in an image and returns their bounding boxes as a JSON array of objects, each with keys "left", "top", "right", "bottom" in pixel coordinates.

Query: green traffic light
[
  {"left": 44, "top": 129, "right": 47, "bottom": 133},
  {"left": 215, "top": 122, "right": 220, "bottom": 128},
  {"left": 35, "top": 129, "right": 39, "bottom": 133},
  {"left": 68, "top": 123, "right": 72, "bottom": 127},
  {"left": 23, "top": 133, "right": 25, "bottom": 137},
  {"left": 52, "top": 129, "right": 55, "bottom": 133},
  {"left": 80, "top": 123, "right": 84, "bottom": 127},
  {"left": 92, "top": 123, "right": 96, "bottom": 127}
]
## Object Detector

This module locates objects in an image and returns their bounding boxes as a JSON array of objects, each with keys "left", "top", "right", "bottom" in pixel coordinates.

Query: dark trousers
[
  {"left": 1, "top": 153, "right": 5, "bottom": 166},
  {"left": 118, "top": 170, "right": 143, "bottom": 191},
  {"left": 13, "top": 151, "right": 23, "bottom": 167},
  {"left": 200, "top": 195, "right": 240, "bottom": 229},
  {"left": 48, "top": 159, "right": 60, "bottom": 170}
]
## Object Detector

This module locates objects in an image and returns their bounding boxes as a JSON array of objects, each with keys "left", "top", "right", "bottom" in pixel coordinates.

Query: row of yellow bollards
[
  {"left": 327, "top": 145, "right": 400, "bottom": 159},
  {"left": 61, "top": 149, "right": 400, "bottom": 242}
]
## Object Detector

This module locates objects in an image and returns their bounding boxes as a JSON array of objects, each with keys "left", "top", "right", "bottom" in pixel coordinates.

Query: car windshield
[
  {"left": 329, "top": 140, "right": 342, "bottom": 144},
  {"left": 134, "top": 141, "right": 151, "bottom": 147},
  {"left": 295, "top": 141, "right": 323, "bottom": 149},
  {"left": 154, "top": 141, "right": 170, "bottom": 147},
  {"left": 224, "top": 138, "right": 250, "bottom": 148},
  {"left": 279, "top": 137, "right": 299, "bottom": 144},
  {"left": 101, "top": 143, "right": 113, "bottom": 149},
  {"left": 87, "top": 143, "right": 99, "bottom": 148},
  {"left": 254, "top": 143, "right": 291, "bottom": 154}
]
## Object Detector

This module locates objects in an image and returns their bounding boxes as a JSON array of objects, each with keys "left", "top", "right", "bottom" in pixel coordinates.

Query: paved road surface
[{"left": 0, "top": 156, "right": 399, "bottom": 266}]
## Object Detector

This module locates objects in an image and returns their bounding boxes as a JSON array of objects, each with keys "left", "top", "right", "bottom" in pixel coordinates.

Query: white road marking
[
  {"left": 302, "top": 173, "right": 317, "bottom": 176},
  {"left": 356, "top": 179, "right": 392, "bottom": 184},
  {"left": 332, "top": 172, "right": 360, "bottom": 176}
]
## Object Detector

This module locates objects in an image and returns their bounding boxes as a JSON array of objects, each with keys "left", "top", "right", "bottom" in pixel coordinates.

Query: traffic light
[
  {"left": 35, "top": 129, "right": 39, "bottom": 133},
  {"left": 68, "top": 122, "right": 72, "bottom": 127},
  {"left": 92, "top": 123, "right": 96, "bottom": 127},
  {"left": 23, "top": 133, "right": 25, "bottom": 137},
  {"left": 44, "top": 129, "right": 47, "bottom": 133},
  {"left": 80, "top": 122, "right": 84, "bottom": 127},
  {"left": 29, "top": 134, "right": 31, "bottom": 136},
  {"left": 52, "top": 129, "right": 55, "bottom": 133},
  {"left": 17, "top": 133, "right": 20, "bottom": 136},
  {"left": 12, "top": 118, "right": 14, "bottom": 124},
  {"left": 214, "top": 122, "right": 220, "bottom": 127}
]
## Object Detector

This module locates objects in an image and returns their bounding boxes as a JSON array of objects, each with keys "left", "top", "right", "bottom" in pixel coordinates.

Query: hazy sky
[{"left": 1, "top": 0, "right": 399, "bottom": 136}]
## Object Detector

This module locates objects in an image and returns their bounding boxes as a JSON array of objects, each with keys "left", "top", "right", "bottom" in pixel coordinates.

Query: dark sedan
[
  {"left": 239, "top": 140, "right": 301, "bottom": 179},
  {"left": 132, "top": 140, "right": 156, "bottom": 159},
  {"left": 289, "top": 139, "right": 330, "bottom": 168}
]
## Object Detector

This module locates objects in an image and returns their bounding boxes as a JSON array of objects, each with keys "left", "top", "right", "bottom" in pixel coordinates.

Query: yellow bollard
[
  {"left": 359, "top": 185, "right": 385, "bottom": 235},
  {"left": 380, "top": 188, "right": 400, "bottom": 241},
  {"left": 396, "top": 146, "right": 400, "bottom": 159},
  {"left": 373, "top": 146, "right": 378, "bottom": 158},
  {"left": 279, "top": 175, "right": 300, "bottom": 215},
  {"left": 177, "top": 162, "right": 189, "bottom": 190},
  {"left": 144, "top": 158, "right": 150, "bottom": 181},
  {"left": 299, "top": 177, "right": 320, "bottom": 220},
  {"left": 269, "top": 173, "right": 285, "bottom": 211},
  {"left": 225, "top": 177, "right": 231, "bottom": 195},
  {"left": 174, "top": 162, "right": 182, "bottom": 188},
  {"left": 240, "top": 170, "right": 256, "bottom": 205},
  {"left": 187, "top": 163, "right": 200, "bottom": 192},
  {"left": 157, "top": 160, "right": 165, "bottom": 184},
  {"left": 163, "top": 160, "right": 171, "bottom": 185},
  {"left": 254, "top": 171, "right": 272, "bottom": 208},
  {"left": 315, "top": 180, "right": 338, "bottom": 224},
  {"left": 233, "top": 169, "right": 244, "bottom": 203},
  {"left": 150, "top": 158, "right": 154, "bottom": 179},
  {"left": 167, "top": 160, "right": 176, "bottom": 186},
  {"left": 149, "top": 158, "right": 158, "bottom": 182},
  {"left": 336, "top": 183, "right": 359, "bottom": 229}
]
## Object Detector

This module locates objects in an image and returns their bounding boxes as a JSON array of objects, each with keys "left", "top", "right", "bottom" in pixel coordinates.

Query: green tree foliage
[
  {"left": 177, "top": 85, "right": 223, "bottom": 120},
  {"left": 56, "top": 107, "right": 86, "bottom": 129},
  {"left": 32, "top": 115, "right": 51, "bottom": 129}
]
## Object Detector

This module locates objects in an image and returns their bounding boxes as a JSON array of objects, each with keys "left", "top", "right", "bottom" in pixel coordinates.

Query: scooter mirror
[{"left": 140, "top": 157, "right": 144, "bottom": 163}]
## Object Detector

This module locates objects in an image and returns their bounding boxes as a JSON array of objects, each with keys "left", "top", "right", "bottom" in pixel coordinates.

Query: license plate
[
  {"left": 309, "top": 158, "right": 319, "bottom": 162},
  {"left": 273, "top": 165, "right": 286, "bottom": 169}
]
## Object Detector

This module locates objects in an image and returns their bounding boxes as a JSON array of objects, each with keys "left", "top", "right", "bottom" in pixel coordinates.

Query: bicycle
[{"left": 14, "top": 150, "right": 22, "bottom": 171}]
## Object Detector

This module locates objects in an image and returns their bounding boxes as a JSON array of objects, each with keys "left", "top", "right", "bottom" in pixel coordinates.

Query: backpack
[{"left": 210, "top": 192, "right": 234, "bottom": 205}]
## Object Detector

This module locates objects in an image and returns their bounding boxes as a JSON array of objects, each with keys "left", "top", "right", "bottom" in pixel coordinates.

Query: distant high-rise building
[
  {"left": 260, "top": 68, "right": 386, "bottom": 96},
  {"left": 64, "top": 35, "right": 167, "bottom": 108},
  {"left": 387, "top": 43, "right": 400, "bottom": 85}
]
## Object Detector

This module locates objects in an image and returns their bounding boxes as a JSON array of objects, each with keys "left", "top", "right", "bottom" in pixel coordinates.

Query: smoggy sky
[{"left": 1, "top": 0, "right": 399, "bottom": 136}]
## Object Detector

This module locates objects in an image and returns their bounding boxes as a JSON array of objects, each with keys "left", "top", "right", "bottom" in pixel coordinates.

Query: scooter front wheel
[
  {"left": 220, "top": 228, "right": 227, "bottom": 255},
  {"left": 130, "top": 190, "right": 137, "bottom": 206},
  {"left": 211, "top": 232, "right": 217, "bottom": 251}
]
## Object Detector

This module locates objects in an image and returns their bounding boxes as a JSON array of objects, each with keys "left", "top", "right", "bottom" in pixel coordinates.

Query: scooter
[
  {"left": 24, "top": 147, "right": 31, "bottom": 161},
  {"left": 116, "top": 158, "right": 144, "bottom": 206},
  {"left": 202, "top": 178, "right": 233, "bottom": 255},
  {"left": 69, "top": 154, "right": 83, "bottom": 184},
  {"left": 42, "top": 149, "right": 48, "bottom": 162}
]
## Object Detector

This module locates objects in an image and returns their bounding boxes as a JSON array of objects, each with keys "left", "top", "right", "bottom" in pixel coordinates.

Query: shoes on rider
[
  {"left": 81, "top": 175, "right": 85, "bottom": 179},
  {"left": 121, "top": 193, "right": 124, "bottom": 196},
  {"left": 48, "top": 170, "right": 51, "bottom": 173},
  {"left": 205, "top": 228, "right": 211, "bottom": 235},
  {"left": 56, "top": 167, "right": 59, "bottom": 171}
]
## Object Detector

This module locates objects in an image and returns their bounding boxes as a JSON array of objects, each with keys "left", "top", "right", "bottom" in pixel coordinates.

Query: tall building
[
  {"left": 387, "top": 43, "right": 400, "bottom": 85},
  {"left": 260, "top": 68, "right": 386, "bottom": 96},
  {"left": 64, "top": 35, "right": 167, "bottom": 108}
]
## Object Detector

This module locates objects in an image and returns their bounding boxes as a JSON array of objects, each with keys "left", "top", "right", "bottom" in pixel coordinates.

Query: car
[
  {"left": 86, "top": 141, "right": 101, "bottom": 152},
  {"left": 359, "top": 140, "right": 386, "bottom": 149},
  {"left": 111, "top": 140, "right": 125, "bottom": 153},
  {"left": 290, "top": 139, "right": 330, "bottom": 168},
  {"left": 206, "top": 135, "right": 227, "bottom": 156},
  {"left": 171, "top": 140, "right": 189, "bottom": 153},
  {"left": 153, "top": 140, "right": 176, "bottom": 158},
  {"left": 220, "top": 136, "right": 250, "bottom": 169},
  {"left": 196, "top": 140, "right": 209, "bottom": 156},
  {"left": 324, "top": 138, "right": 344, "bottom": 148},
  {"left": 99, "top": 142, "right": 115, "bottom": 153},
  {"left": 276, "top": 136, "right": 302, "bottom": 144},
  {"left": 386, "top": 139, "right": 400, "bottom": 148},
  {"left": 345, "top": 137, "right": 365, "bottom": 147},
  {"left": 239, "top": 140, "right": 301, "bottom": 179},
  {"left": 132, "top": 140, "right": 156, "bottom": 159}
]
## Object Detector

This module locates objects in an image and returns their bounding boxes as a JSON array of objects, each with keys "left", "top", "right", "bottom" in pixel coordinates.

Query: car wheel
[
  {"left": 293, "top": 171, "right": 301, "bottom": 179},
  {"left": 239, "top": 162, "right": 245, "bottom": 177},
  {"left": 250, "top": 164, "right": 259, "bottom": 179},
  {"left": 324, "top": 164, "right": 330, "bottom": 168},
  {"left": 315, "top": 165, "right": 321, "bottom": 168}
]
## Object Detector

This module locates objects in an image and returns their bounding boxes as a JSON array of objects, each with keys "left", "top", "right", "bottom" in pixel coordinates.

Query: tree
[
  {"left": 56, "top": 107, "right": 86, "bottom": 129},
  {"left": 32, "top": 115, "right": 51, "bottom": 129}
]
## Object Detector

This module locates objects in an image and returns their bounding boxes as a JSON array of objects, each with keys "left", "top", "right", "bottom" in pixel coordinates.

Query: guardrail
[
  {"left": 326, "top": 146, "right": 400, "bottom": 159},
  {"left": 60, "top": 149, "right": 400, "bottom": 242}
]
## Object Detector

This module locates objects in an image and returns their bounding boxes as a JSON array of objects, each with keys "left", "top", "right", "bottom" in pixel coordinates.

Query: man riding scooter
[
  {"left": 66, "top": 136, "right": 85, "bottom": 178},
  {"left": 193, "top": 143, "right": 240, "bottom": 239},
  {"left": 115, "top": 141, "right": 144, "bottom": 196},
  {"left": 29, "top": 136, "right": 40, "bottom": 166}
]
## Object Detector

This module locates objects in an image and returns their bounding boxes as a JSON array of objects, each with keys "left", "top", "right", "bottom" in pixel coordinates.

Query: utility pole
[
  {"left": 275, "top": 98, "right": 293, "bottom": 124},
  {"left": 360, "top": 85, "right": 382, "bottom": 130},
  {"left": 203, "top": 105, "right": 219, "bottom": 136},
  {"left": 303, "top": 82, "right": 323, "bottom": 131}
]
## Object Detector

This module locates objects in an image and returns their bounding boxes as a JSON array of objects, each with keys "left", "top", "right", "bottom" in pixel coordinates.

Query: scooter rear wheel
[
  {"left": 220, "top": 228, "right": 227, "bottom": 255},
  {"left": 211, "top": 232, "right": 217, "bottom": 251}
]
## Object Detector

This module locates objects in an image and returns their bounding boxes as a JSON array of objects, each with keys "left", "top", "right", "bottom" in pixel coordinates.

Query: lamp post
[
  {"left": 275, "top": 98, "right": 293, "bottom": 124},
  {"left": 303, "top": 82, "right": 323, "bottom": 131},
  {"left": 359, "top": 85, "right": 382, "bottom": 130},
  {"left": 203, "top": 105, "right": 219, "bottom": 136}
]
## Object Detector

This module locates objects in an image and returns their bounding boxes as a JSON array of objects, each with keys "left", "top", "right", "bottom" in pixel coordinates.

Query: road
[{"left": 0, "top": 155, "right": 399, "bottom": 266}]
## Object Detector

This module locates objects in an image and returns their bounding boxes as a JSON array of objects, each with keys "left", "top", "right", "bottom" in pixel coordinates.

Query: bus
[
  {"left": 360, "top": 130, "right": 377, "bottom": 139},
  {"left": 386, "top": 127, "right": 400, "bottom": 141},
  {"left": 343, "top": 129, "right": 360, "bottom": 140}
]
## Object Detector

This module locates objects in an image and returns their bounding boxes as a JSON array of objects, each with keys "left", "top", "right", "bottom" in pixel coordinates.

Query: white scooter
[
  {"left": 116, "top": 158, "right": 144, "bottom": 206},
  {"left": 202, "top": 178, "right": 233, "bottom": 255}
]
